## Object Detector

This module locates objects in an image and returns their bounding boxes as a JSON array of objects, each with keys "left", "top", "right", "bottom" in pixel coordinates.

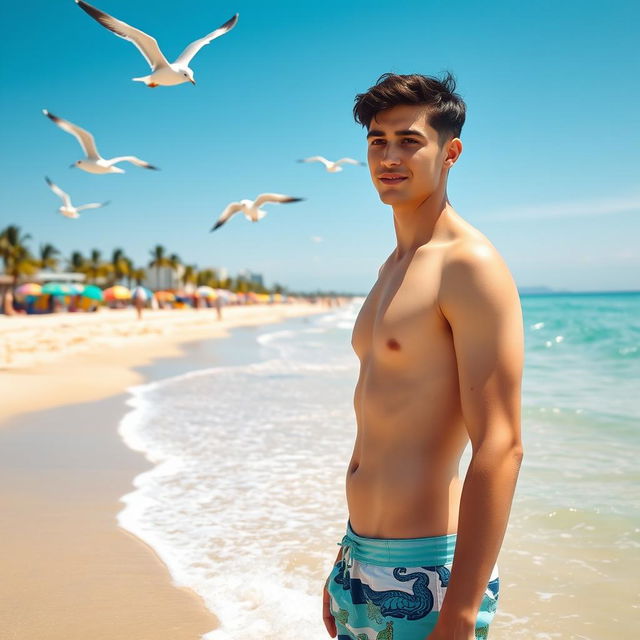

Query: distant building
[
  {"left": 35, "top": 271, "right": 86, "bottom": 283},
  {"left": 218, "top": 267, "right": 228, "bottom": 282},
  {"left": 143, "top": 265, "right": 184, "bottom": 291},
  {"left": 239, "top": 269, "right": 264, "bottom": 288},
  {"left": 249, "top": 272, "right": 264, "bottom": 288}
]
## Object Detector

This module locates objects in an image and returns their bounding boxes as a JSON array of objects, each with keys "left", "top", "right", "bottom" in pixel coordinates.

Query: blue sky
[{"left": 1, "top": 0, "right": 638, "bottom": 293}]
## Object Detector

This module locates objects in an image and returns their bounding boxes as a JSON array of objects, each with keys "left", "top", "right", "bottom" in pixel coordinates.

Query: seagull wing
[
  {"left": 210, "top": 202, "right": 243, "bottom": 231},
  {"left": 108, "top": 156, "right": 159, "bottom": 170},
  {"left": 335, "top": 157, "right": 364, "bottom": 166},
  {"left": 45, "top": 176, "right": 72, "bottom": 207},
  {"left": 299, "top": 156, "right": 331, "bottom": 168},
  {"left": 76, "top": 0, "right": 169, "bottom": 70},
  {"left": 253, "top": 193, "right": 304, "bottom": 208},
  {"left": 76, "top": 201, "right": 110, "bottom": 211},
  {"left": 43, "top": 109, "right": 99, "bottom": 158},
  {"left": 175, "top": 13, "right": 239, "bottom": 66}
]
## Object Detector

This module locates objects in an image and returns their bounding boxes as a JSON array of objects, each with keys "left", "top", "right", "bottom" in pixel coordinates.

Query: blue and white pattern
[{"left": 328, "top": 558, "right": 499, "bottom": 640}]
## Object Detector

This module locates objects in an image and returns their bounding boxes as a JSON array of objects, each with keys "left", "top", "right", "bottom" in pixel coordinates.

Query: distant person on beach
[
  {"left": 133, "top": 287, "right": 146, "bottom": 320},
  {"left": 214, "top": 295, "right": 223, "bottom": 321},
  {"left": 323, "top": 73, "right": 524, "bottom": 639}
]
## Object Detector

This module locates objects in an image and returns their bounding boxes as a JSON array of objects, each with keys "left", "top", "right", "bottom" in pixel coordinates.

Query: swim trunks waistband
[{"left": 339, "top": 522, "right": 457, "bottom": 567}]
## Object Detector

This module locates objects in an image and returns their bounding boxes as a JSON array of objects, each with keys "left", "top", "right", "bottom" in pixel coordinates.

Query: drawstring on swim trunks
[{"left": 337, "top": 534, "right": 355, "bottom": 573}]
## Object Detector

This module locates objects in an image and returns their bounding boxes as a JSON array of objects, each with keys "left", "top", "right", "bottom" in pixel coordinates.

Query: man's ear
[{"left": 444, "top": 138, "right": 463, "bottom": 168}]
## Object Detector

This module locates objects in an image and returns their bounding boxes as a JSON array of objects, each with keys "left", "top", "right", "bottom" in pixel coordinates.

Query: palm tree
[
  {"left": 0, "top": 225, "right": 38, "bottom": 286},
  {"left": 197, "top": 268, "right": 214, "bottom": 287},
  {"left": 111, "top": 248, "right": 130, "bottom": 285},
  {"left": 38, "top": 243, "right": 60, "bottom": 271},
  {"left": 148, "top": 245, "right": 171, "bottom": 291},
  {"left": 67, "top": 251, "right": 86, "bottom": 273},
  {"left": 168, "top": 253, "right": 182, "bottom": 290},
  {"left": 124, "top": 257, "right": 135, "bottom": 288},
  {"left": 85, "top": 249, "right": 112, "bottom": 284},
  {"left": 235, "top": 276, "right": 249, "bottom": 293},
  {"left": 181, "top": 264, "right": 198, "bottom": 289},
  {"left": 132, "top": 268, "right": 146, "bottom": 285}
]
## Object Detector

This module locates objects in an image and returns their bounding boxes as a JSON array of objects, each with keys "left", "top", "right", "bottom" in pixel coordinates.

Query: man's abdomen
[{"left": 346, "top": 453, "right": 463, "bottom": 539}]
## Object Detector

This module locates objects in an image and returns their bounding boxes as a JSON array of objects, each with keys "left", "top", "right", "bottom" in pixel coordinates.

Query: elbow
[
  {"left": 512, "top": 444, "right": 524, "bottom": 469},
  {"left": 473, "top": 439, "right": 524, "bottom": 469}
]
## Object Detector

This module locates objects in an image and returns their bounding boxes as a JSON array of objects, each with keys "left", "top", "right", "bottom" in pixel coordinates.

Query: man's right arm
[{"left": 322, "top": 546, "right": 343, "bottom": 637}]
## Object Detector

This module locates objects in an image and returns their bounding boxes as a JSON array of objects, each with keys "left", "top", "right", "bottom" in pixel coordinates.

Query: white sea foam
[{"left": 118, "top": 303, "right": 360, "bottom": 638}]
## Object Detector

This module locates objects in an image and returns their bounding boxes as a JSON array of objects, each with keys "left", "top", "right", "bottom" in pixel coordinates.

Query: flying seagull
[
  {"left": 75, "top": 0, "right": 239, "bottom": 87},
  {"left": 45, "top": 177, "right": 110, "bottom": 219},
  {"left": 210, "top": 194, "right": 304, "bottom": 232},
  {"left": 297, "top": 156, "right": 365, "bottom": 173},
  {"left": 43, "top": 109, "right": 158, "bottom": 174}
]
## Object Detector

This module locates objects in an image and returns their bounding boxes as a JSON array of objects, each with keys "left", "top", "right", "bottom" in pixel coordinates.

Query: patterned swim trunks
[{"left": 326, "top": 523, "right": 499, "bottom": 639}]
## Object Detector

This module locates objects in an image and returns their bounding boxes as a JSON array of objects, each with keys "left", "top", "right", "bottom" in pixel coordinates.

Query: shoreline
[
  {"left": 0, "top": 304, "right": 326, "bottom": 639},
  {"left": 1, "top": 303, "right": 326, "bottom": 425}
]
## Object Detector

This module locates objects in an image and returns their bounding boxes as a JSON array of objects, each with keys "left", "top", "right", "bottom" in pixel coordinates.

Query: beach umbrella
[
  {"left": 103, "top": 285, "right": 131, "bottom": 301},
  {"left": 215, "top": 289, "right": 231, "bottom": 301},
  {"left": 69, "top": 283, "right": 85, "bottom": 295},
  {"left": 131, "top": 286, "right": 152, "bottom": 301},
  {"left": 155, "top": 290, "right": 176, "bottom": 302},
  {"left": 41, "top": 282, "right": 73, "bottom": 296},
  {"left": 81, "top": 285, "right": 103, "bottom": 301},
  {"left": 15, "top": 283, "right": 42, "bottom": 298},
  {"left": 196, "top": 285, "right": 216, "bottom": 298}
]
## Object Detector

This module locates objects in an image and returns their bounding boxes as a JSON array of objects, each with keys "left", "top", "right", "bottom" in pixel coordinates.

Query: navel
[{"left": 387, "top": 338, "right": 401, "bottom": 351}]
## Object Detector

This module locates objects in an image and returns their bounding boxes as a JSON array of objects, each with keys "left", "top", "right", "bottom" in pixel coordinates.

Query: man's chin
[{"left": 378, "top": 190, "right": 406, "bottom": 205}]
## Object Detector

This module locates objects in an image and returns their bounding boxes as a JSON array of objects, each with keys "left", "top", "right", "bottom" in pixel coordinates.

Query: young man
[{"left": 323, "top": 73, "right": 524, "bottom": 640}]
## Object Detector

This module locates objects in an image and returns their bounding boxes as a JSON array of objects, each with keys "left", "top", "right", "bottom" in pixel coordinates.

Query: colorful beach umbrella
[
  {"left": 103, "top": 285, "right": 131, "bottom": 301},
  {"left": 131, "top": 286, "right": 152, "bottom": 301},
  {"left": 155, "top": 290, "right": 176, "bottom": 302},
  {"left": 196, "top": 285, "right": 216, "bottom": 298},
  {"left": 81, "top": 285, "right": 103, "bottom": 301},
  {"left": 15, "top": 283, "right": 42, "bottom": 298},
  {"left": 41, "top": 282, "right": 73, "bottom": 296}
]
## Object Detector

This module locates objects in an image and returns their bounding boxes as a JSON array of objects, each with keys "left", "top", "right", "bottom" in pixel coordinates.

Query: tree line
[{"left": 0, "top": 225, "right": 284, "bottom": 294}]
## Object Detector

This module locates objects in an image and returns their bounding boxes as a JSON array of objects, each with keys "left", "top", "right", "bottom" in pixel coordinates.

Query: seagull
[
  {"left": 297, "top": 156, "right": 365, "bottom": 173},
  {"left": 45, "top": 177, "right": 110, "bottom": 219},
  {"left": 76, "top": 0, "right": 238, "bottom": 88},
  {"left": 210, "top": 194, "right": 304, "bottom": 232},
  {"left": 43, "top": 109, "right": 158, "bottom": 174}
]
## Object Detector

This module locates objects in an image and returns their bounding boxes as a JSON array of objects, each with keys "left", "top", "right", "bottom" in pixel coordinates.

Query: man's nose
[{"left": 381, "top": 144, "right": 401, "bottom": 166}]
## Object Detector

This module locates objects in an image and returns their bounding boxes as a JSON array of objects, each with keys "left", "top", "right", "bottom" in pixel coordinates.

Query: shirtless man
[{"left": 323, "top": 73, "right": 524, "bottom": 640}]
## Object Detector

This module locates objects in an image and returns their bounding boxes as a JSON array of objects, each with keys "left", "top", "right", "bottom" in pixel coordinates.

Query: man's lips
[{"left": 378, "top": 174, "right": 408, "bottom": 185}]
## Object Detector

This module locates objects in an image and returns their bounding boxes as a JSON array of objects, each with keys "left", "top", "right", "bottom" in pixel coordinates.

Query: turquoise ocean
[{"left": 117, "top": 292, "right": 640, "bottom": 639}]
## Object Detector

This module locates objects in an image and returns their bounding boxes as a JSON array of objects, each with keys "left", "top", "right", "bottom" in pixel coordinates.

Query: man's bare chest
[{"left": 352, "top": 258, "right": 450, "bottom": 364}]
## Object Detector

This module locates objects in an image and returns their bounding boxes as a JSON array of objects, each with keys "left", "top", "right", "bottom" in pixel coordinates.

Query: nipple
[{"left": 387, "top": 338, "right": 401, "bottom": 351}]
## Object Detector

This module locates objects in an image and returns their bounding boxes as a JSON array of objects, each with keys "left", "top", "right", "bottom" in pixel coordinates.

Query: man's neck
[{"left": 391, "top": 185, "right": 454, "bottom": 259}]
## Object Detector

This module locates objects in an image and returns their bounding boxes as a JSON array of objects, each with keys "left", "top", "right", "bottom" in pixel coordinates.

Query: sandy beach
[
  {"left": 0, "top": 304, "right": 325, "bottom": 423},
  {"left": 0, "top": 303, "right": 325, "bottom": 639}
]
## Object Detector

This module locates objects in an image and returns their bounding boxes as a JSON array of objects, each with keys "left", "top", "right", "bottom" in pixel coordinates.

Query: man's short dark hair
[{"left": 353, "top": 72, "right": 466, "bottom": 145}]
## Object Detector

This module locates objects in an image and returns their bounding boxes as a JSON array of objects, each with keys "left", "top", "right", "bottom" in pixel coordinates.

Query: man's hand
[
  {"left": 322, "top": 582, "right": 337, "bottom": 637},
  {"left": 426, "top": 614, "right": 476, "bottom": 639}
]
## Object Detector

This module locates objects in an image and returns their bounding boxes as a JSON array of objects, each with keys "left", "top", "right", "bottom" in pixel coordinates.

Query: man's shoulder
[
  {"left": 438, "top": 232, "right": 518, "bottom": 312},
  {"left": 441, "top": 227, "right": 508, "bottom": 278}
]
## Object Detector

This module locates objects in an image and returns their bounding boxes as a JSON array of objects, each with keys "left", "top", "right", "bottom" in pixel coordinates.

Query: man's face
[{"left": 366, "top": 104, "right": 452, "bottom": 206}]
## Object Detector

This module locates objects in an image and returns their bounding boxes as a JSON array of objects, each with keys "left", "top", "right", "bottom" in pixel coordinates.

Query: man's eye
[
  {"left": 403, "top": 138, "right": 419, "bottom": 144},
  {"left": 370, "top": 139, "right": 385, "bottom": 145}
]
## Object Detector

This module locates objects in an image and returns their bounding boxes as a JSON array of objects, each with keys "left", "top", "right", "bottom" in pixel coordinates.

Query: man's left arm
[{"left": 432, "top": 242, "right": 525, "bottom": 639}]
